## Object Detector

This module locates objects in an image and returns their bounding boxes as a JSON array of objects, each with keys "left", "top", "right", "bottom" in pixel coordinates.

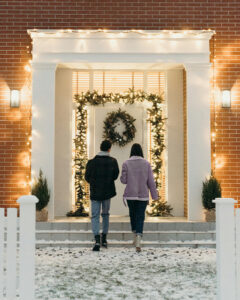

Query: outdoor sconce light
[
  {"left": 221, "top": 90, "right": 231, "bottom": 108},
  {"left": 10, "top": 90, "right": 20, "bottom": 107}
]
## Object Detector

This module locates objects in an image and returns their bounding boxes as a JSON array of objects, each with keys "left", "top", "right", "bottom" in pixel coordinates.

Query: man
[{"left": 85, "top": 140, "right": 119, "bottom": 251}]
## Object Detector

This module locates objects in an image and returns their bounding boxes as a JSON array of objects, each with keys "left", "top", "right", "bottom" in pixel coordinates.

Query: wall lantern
[
  {"left": 221, "top": 90, "right": 231, "bottom": 108},
  {"left": 10, "top": 90, "right": 20, "bottom": 107}
]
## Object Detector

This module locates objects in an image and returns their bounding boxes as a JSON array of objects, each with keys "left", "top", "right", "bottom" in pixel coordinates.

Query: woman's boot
[
  {"left": 136, "top": 234, "right": 142, "bottom": 252},
  {"left": 92, "top": 235, "right": 100, "bottom": 251}
]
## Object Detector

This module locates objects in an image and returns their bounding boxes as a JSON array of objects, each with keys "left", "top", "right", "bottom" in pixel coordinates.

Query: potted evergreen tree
[
  {"left": 147, "top": 199, "right": 173, "bottom": 217},
  {"left": 202, "top": 174, "right": 221, "bottom": 222},
  {"left": 32, "top": 169, "right": 50, "bottom": 222}
]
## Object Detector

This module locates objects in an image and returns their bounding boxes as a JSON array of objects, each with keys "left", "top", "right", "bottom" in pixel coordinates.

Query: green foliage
[
  {"left": 66, "top": 202, "right": 89, "bottom": 217},
  {"left": 73, "top": 89, "right": 166, "bottom": 215},
  {"left": 147, "top": 200, "right": 173, "bottom": 217},
  {"left": 202, "top": 175, "right": 221, "bottom": 210},
  {"left": 74, "top": 103, "right": 88, "bottom": 206},
  {"left": 32, "top": 170, "right": 50, "bottom": 211}
]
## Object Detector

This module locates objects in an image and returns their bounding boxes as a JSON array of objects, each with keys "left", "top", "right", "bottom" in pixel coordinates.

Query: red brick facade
[{"left": 0, "top": 0, "right": 240, "bottom": 208}]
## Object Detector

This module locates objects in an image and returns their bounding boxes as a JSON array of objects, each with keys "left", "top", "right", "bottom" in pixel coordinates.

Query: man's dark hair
[
  {"left": 130, "top": 143, "right": 144, "bottom": 158},
  {"left": 100, "top": 140, "right": 112, "bottom": 151}
]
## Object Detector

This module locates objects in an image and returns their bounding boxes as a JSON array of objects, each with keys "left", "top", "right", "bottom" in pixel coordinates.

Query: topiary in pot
[
  {"left": 202, "top": 174, "right": 221, "bottom": 222},
  {"left": 32, "top": 169, "right": 50, "bottom": 222}
]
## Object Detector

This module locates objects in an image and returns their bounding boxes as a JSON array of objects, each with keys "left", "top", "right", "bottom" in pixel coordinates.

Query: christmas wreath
[{"left": 103, "top": 108, "right": 136, "bottom": 147}]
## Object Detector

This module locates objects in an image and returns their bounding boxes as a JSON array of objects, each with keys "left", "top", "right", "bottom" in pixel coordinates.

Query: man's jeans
[
  {"left": 127, "top": 200, "right": 147, "bottom": 235},
  {"left": 91, "top": 199, "right": 110, "bottom": 236}
]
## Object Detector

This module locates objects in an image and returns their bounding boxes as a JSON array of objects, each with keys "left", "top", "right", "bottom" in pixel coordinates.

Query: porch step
[
  {"left": 36, "top": 221, "right": 216, "bottom": 231},
  {"left": 36, "top": 240, "right": 216, "bottom": 248},
  {"left": 36, "top": 221, "right": 216, "bottom": 248},
  {"left": 36, "top": 230, "right": 215, "bottom": 242}
]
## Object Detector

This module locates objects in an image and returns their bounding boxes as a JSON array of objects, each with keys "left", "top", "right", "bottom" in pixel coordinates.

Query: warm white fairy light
[
  {"left": 24, "top": 64, "right": 31, "bottom": 72},
  {"left": 28, "top": 28, "right": 215, "bottom": 39}
]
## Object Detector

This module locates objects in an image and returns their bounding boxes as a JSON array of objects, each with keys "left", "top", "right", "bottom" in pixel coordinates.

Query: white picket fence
[
  {"left": 0, "top": 195, "right": 38, "bottom": 300},
  {"left": 214, "top": 198, "right": 240, "bottom": 300}
]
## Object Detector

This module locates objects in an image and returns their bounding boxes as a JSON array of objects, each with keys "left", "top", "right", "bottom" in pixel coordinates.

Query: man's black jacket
[{"left": 85, "top": 155, "right": 119, "bottom": 200}]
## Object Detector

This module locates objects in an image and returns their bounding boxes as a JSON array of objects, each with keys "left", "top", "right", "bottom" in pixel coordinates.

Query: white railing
[
  {"left": 213, "top": 198, "right": 240, "bottom": 300},
  {"left": 0, "top": 195, "right": 38, "bottom": 300}
]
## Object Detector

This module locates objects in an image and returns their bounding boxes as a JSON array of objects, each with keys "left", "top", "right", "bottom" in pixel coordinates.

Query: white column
[
  {"left": 31, "top": 63, "right": 57, "bottom": 220},
  {"left": 55, "top": 69, "right": 73, "bottom": 216},
  {"left": 166, "top": 68, "right": 184, "bottom": 216},
  {"left": 213, "top": 198, "right": 237, "bottom": 300},
  {"left": 185, "top": 63, "right": 211, "bottom": 221}
]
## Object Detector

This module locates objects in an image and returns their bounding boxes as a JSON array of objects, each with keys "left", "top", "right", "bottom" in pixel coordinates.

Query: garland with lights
[
  {"left": 103, "top": 109, "right": 136, "bottom": 147},
  {"left": 67, "top": 89, "right": 172, "bottom": 217},
  {"left": 30, "top": 28, "right": 215, "bottom": 38}
]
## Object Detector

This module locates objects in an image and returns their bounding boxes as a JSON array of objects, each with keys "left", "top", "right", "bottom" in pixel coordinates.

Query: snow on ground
[{"left": 35, "top": 247, "right": 216, "bottom": 300}]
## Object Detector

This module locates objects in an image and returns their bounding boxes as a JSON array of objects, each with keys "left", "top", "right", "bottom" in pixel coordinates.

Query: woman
[{"left": 120, "top": 143, "right": 158, "bottom": 252}]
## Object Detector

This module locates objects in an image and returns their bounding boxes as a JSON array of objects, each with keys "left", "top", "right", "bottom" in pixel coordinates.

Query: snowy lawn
[{"left": 36, "top": 247, "right": 216, "bottom": 300}]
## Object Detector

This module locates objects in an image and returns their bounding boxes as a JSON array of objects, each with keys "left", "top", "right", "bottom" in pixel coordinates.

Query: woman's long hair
[{"left": 130, "top": 143, "right": 144, "bottom": 158}]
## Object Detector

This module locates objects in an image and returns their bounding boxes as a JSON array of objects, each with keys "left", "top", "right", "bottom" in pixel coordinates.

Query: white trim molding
[{"left": 28, "top": 29, "right": 215, "bottom": 67}]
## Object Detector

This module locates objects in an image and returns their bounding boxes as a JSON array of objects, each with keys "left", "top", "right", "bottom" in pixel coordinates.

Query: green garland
[
  {"left": 68, "top": 89, "right": 170, "bottom": 216},
  {"left": 103, "top": 108, "right": 136, "bottom": 147}
]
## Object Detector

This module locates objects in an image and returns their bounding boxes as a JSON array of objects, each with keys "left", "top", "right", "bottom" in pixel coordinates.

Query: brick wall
[{"left": 1, "top": 0, "right": 240, "bottom": 208}]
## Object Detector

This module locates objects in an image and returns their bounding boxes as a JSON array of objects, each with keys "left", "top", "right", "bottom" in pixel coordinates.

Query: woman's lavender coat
[{"left": 120, "top": 156, "right": 158, "bottom": 201}]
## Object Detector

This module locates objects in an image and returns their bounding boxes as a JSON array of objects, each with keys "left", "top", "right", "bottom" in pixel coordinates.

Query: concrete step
[
  {"left": 35, "top": 222, "right": 216, "bottom": 248},
  {"left": 36, "top": 240, "right": 216, "bottom": 249},
  {"left": 36, "top": 222, "right": 216, "bottom": 232},
  {"left": 36, "top": 230, "right": 215, "bottom": 242}
]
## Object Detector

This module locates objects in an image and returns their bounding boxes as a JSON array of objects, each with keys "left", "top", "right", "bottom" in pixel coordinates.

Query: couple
[{"left": 85, "top": 140, "right": 158, "bottom": 252}]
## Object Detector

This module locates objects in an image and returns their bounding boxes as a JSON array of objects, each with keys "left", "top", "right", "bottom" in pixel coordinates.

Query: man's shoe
[
  {"left": 92, "top": 235, "right": 100, "bottom": 251},
  {"left": 101, "top": 233, "right": 108, "bottom": 248}
]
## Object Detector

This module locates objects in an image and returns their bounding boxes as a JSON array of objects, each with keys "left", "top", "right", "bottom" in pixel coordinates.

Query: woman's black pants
[{"left": 127, "top": 200, "right": 147, "bottom": 235}]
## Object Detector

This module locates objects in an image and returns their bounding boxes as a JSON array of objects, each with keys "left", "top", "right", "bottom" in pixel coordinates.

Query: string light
[
  {"left": 212, "top": 32, "right": 217, "bottom": 172},
  {"left": 24, "top": 64, "right": 31, "bottom": 72},
  {"left": 21, "top": 130, "right": 32, "bottom": 192},
  {"left": 28, "top": 29, "right": 215, "bottom": 39},
  {"left": 211, "top": 34, "right": 224, "bottom": 171}
]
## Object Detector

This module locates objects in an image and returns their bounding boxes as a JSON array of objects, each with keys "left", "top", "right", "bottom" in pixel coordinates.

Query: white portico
[{"left": 29, "top": 29, "right": 214, "bottom": 221}]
